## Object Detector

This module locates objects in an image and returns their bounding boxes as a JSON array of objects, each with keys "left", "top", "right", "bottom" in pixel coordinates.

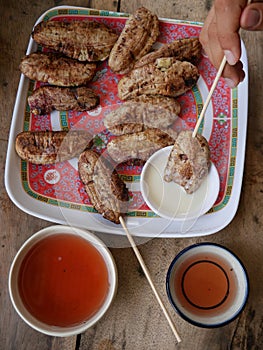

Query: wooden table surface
[{"left": 1, "top": 0, "right": 263, "bottom": 349}]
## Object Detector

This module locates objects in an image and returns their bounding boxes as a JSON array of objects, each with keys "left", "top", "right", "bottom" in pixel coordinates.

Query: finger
[
  {"left": 200, "top": 6, "right": 224, "bottom": 66},
  {"left": 210, "top": 48, "right": 245, "bottom": 87},
  {"left": 214, "top": 0, "right": 247, "bottom": 65},
  {"left": 241, "top": 3, "right": 263, "bottom": 30},
  {"left": 200, "top": 7, "right": 245, "bottom": 87},
  {"left": 199, "top": 5, "right": 215, "bottom": 50},
  {"left": 223, "top": 61, "right": 245, "bottom": 88}
]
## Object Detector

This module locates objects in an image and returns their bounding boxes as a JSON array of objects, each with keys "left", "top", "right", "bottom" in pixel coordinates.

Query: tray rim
[{"left": 4, "top": 5, "right": 248, "bottom": 238}]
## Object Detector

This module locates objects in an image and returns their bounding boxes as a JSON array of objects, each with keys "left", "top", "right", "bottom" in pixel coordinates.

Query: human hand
[{"left": 200, "top": 0, "right": 263, "bottom": 88}]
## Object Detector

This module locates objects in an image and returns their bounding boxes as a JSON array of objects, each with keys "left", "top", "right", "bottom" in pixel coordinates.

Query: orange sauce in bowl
[
  {"left": 173, "top": 253, "right": 237, "bottom": 317},
  {"left": 181, "top": 260, "right": 229, "bottom": 309},
  {"left": 18, "top": 233, "right": 109, "bottom": 327}
]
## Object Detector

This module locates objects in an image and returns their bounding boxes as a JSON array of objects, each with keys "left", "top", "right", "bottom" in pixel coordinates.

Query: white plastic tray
[{"left": 5, "top": 6, "right": 248, "bottom": 238}]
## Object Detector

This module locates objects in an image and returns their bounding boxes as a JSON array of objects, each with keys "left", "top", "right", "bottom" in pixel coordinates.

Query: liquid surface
[
  {"left": 18, "top": 233, "right": 109, "bottom": 327},
  {"left": 141, "top": 147, "right": 218, "bottom": 220},
  {"left": 182, "top": 261, "right": 229, "bottom": 309},
  {"left": 173, "top": 253, "right": 237, "bottom": 316}
]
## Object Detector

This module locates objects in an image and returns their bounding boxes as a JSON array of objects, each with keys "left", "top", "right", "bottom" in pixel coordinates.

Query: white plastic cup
[
  {"left": 140, "top": 146, "right": 220, "bottom": 221},
  {"left": 9, "top": 225, "right": 118, "bottom": 336},
  {"left": 166, "top": 243, "right": 249, "bottom": 327}
]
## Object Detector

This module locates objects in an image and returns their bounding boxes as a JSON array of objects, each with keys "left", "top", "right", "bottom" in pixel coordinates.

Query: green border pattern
[
  {"left": 43, "top": 8, "right": 129, "bottom": 21},
  {"left": 212, "top": 88, "right": 238, "bottom": 212},
  {"left": 20, "top": 7, "right": 238, "bottom": 218}
]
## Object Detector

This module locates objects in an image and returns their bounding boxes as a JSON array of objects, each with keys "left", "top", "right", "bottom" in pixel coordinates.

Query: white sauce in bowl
[{"left": 140, "top": 146, "right": 220, "bottom": 221}]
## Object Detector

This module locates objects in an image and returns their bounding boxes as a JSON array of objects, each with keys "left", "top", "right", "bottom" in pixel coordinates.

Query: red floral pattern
[{"left": 21, "top": 9, "right": 236, "bottom": 217}]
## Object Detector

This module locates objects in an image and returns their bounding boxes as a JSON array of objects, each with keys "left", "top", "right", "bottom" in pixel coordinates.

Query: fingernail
[
  {"left": 224, "top": 78, "right": 236, "bottom": 89},
  {"left": 244, "top": 9, "right": 261, "bottom": 29},
  {"left": 224, "top": 50, "right": 237, "bottom": 66}
]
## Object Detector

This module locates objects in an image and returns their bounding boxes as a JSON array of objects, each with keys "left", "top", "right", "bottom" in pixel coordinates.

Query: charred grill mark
[
  {"left": 78, "top": 150, "right": 129, "bottom": 224},
  {"left": 32, "top": 20, "right": 118, "bottom": 62},
  {"left": 109, "top": 7, "right": 159, "bottom": 74},
  {"left": 28, "top": 86, "right": 99, "bottom": 115},
  {"left": 20, "top": 52, "right": 97, "bottom": 87},
  {"left": 15, "top": 130, "right": 93, "bottom": 164},
  {"left": 118, "top": 58, "right": 199, "bottom": 100}
]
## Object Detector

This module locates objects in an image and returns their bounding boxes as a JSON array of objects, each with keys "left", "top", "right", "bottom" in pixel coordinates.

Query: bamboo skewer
[
  {"left": 192, "top": 55, "right": 227, "bottom": 138},
  {"left": 120, "top": 1, "right": 252, "bottom": 342},
  {"left": 119, "top": 216, "right": 181, "bottom": 344},
  {"left": 192, "top": 0, "right": 252, "bottom": 138}
]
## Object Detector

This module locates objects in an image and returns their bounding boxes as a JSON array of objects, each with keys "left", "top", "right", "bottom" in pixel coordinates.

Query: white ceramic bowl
[
  {"left": 140, "top": 146, "right": 220, "bottom": 221},
  {"left": 166, "top": 243, "right": 249, "bottom": 328},
  {"left": 9, "top": 225, "right": 117, "bottom": 337}
]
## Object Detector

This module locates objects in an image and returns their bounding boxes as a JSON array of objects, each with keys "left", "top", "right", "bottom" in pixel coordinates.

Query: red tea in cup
[
  {"left": 9, "top": 225, "right": 117, "bottom": 336},
  {"left": 18, "top": 233, "right": 109, "bottom": 327},
  {"left": 166, "top": 243, "right": 249, "bottom": 327}
]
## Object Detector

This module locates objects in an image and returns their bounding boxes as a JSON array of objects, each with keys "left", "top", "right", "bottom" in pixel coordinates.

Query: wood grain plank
[
  {"left": 120, "top": 0, "right": 208, "bottom": 22},
  {"left": 0, "top": 1, "right": 118, "bottom": 349},
  {"left": 90, "top": 0, "right": 119, "bottom": 11},
  {"left": 1, "top": 0, "right": 263, "bottom": 349},
  {"left": 78, "top": 1, "right": 263, "bottom": 350}
]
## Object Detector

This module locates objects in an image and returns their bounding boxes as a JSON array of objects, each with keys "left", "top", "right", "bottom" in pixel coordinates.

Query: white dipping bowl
[
  {"left": 166, "top": 243, "right": 249, "bottom": 327},
  {"left": 140, "top": 146, "right": 220, "bottom": 221},
  {"left": 9, "top": 225, "right": 117, "bottom": 337}
]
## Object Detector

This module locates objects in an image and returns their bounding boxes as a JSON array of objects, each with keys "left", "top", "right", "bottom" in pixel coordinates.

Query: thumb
[{"left": 241, "top": 4, "right": 263, "bottom": 30}]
